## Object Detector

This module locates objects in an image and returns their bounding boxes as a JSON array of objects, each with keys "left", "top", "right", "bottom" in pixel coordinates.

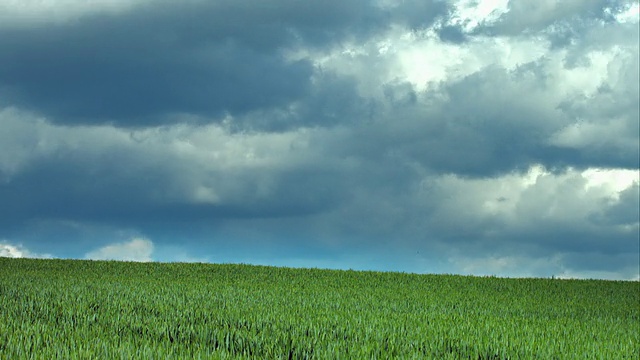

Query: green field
[{"left": 0, "top": 258, "right": 638, "bottom": 359}]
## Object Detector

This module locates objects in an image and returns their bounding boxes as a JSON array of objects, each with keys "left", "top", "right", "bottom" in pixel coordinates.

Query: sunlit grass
[{"left": 0, "top": 258, "right": 638, "bottom": 359}]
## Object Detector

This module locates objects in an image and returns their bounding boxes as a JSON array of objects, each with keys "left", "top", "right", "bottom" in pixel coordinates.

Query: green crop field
[{"left": 0, "top": 258, "right": 638, "bottom": 359}]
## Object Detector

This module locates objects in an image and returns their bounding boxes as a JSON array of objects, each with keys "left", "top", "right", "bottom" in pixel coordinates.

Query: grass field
[{"left": 0, "top": 257, "right": 638, "bottom": 359}]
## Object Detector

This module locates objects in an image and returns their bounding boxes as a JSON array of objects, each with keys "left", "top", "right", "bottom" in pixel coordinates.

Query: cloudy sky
[{"left": 0, "top": 0, "right": 638, "bottom": 280}]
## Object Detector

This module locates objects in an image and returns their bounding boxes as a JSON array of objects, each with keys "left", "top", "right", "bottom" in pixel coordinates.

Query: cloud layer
[{"left": 0, "top": 0, "right": 637, "bottom": 279}]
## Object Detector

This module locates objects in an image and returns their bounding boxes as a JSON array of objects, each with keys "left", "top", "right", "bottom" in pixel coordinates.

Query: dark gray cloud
[
  {"left": 594, "top": 184, "right": 640, "bottom": 226},
  {"left": 0, "top": 126, "right": 349, "bottom": 227},
  {"left": 0, "top": 7, "right": 314, "bottom": 125},
  {"left": 224, "top": 72, "right": 376, "bottom": 132},
  {"left": 0, "top": 0, "right": 449, "bottom": 127},
  {"left": 437, "top": 24, "right": 468, "bottom": 43},
  {"left": 385, "top": 0, "right": 451, "bottom": 31}
]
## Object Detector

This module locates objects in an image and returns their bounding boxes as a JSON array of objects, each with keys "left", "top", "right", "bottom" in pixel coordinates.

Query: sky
[{"left": 0, "top": 0, "right": 638, "bottom": 280}]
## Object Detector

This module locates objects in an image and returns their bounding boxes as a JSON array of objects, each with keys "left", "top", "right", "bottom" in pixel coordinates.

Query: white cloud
[
  {"left": 491, "top": 0, "right": 621, "bottom": 33},
  {"left": 449, "top": 254, "right": 564, "bottom": 278},
  {"left": 0, "top": 241, "right": 52, "bottom": 259},
  {"left": 423, "top": 164, "right": 639, "bottom": 229},
  {"left": 449, "top": 253, "right": 640, "bottom": 281},
  {"left": 555, "top": 269, "right": 640, "bottom": 281},
  {"left": 582, "top": 168, "right": 639, "bottom": 194},
  {"left": 449, "top": 0, "right": 510, "bottom": 31},
  {"left": 613, "top": 2, "right": 639, "bottom": 24},
  {"left": 85, "top": 237, "right": 154, "bottom": 262}
]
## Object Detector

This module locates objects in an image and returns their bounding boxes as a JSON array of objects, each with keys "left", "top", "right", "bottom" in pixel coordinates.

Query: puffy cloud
[
  {"left": 85, "top": 238, "right": 154, "bottom": 262},
  {"left": 421, "top": 166, "right": 638, "bottom": 237},
  {"left": 0, "top": 241, "right": 52, "bottom": 259},
  {"left": 0, "top": 109, "right": 348, "bottom": 226},
  {"left": 485, "top": 0, "right": 635, "bottom": 35},
  {"left": 418, "top": 166, "right": 639, "bottom": 279}
]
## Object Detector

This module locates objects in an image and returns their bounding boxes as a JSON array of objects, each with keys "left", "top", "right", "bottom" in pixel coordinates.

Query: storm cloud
[{"left": 0, "top": 0, "right": 638, "bottom": 280}]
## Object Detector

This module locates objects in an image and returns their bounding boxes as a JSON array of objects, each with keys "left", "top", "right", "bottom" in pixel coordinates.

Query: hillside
[{"left": 0, "top": 257, "right": 638, "bottom": 359}]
